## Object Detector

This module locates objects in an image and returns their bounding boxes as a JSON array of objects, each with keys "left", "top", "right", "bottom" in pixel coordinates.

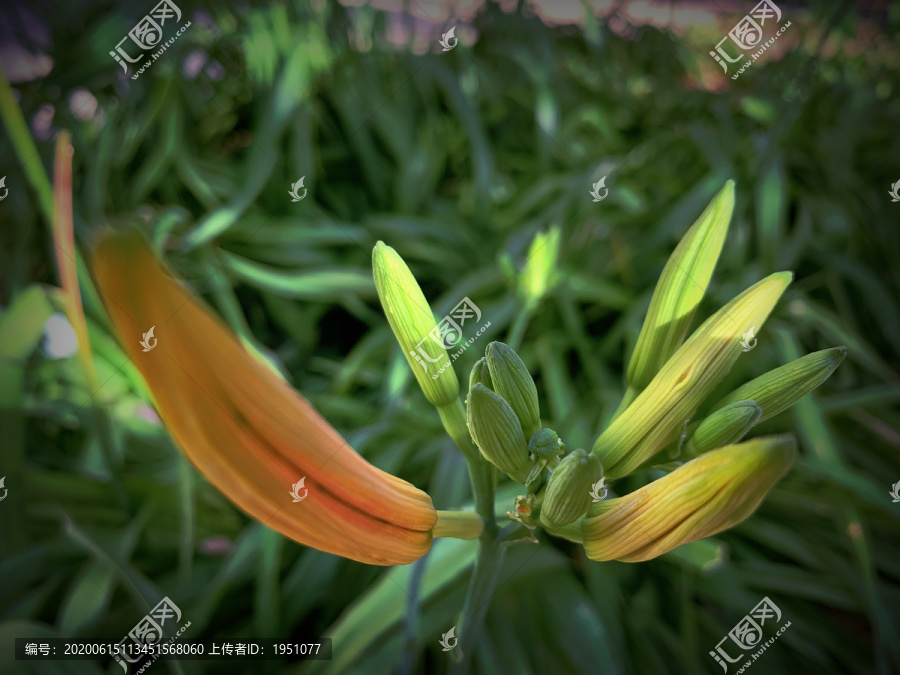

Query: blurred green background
[{"left": 1, "top": 0, "right": 899, "bottom": 673}]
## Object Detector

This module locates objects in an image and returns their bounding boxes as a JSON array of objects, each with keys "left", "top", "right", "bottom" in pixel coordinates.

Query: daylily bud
[
  {"left": 684, "top": 400, "right": 762, "bottom": 456},
  {"left": 592, "top": 271, "right": 792, "bottom": 479},
  {"left": 540, "top": 449, "right": 604, "bottom": 530},
  {"left": 709, "top": 346, "right": 847, "bottom": 424},
  {"left": 626, "top": 181, "right": 735, "bottom": 390},
  {"left": 518, "top": 226, "right": 561, "bottom": 313},
  {"left": 583, "top": 435, "right": 796, "bottom": 562},
  {"left": 372, "top": 242, "right": 459, "bottom": 408},
  {"left": 469, "top": 357, "right": 493, "bottom": 391},
  {"left": 528, "top": 427, "right": 565, "bottom": 461},
  {"left": 466, "top": 383, "right": 532, "bottom": 483},
  {"left": 485, "top": 341, "right": 541, "bottom": 438}
]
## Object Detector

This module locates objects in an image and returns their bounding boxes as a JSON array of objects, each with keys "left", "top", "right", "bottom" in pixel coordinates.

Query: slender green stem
[
  {"left": 0, "top": 64, "right": 54, "bottom": 218},
  {"left": 400, "top": 551, "right": 430, "bottom": 675},
  {"left": 437, "top": 398, "right": 502, "bottom": 670},
  {"left": 506, "top": 309, "right": 531, "bottom": 350},
  {"left": 449, "top": 537, "right": 506, "bottom": 672},
  {"left": 543, "top": 518, "right": 584, "bottom": 544}
]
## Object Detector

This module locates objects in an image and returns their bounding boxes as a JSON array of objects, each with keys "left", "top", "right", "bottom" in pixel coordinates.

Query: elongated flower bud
[
  {"left": 583, "top": 435, "right": 795, "bottom": 562},
  {"left": 626, "top": 181, "right": 735, "bottom": 390},
  {"left": 518, "top": 226, "right": 561, "bottom": 312},
  {"left": 372, "top": 242, "right": 459, "bottom": 408},
  {"left": 709, "top": 346, "right": 847, "bottom": 424},
  {"left": 469, "top": 357, "right": 493, "bottom": 391},
  {"left": 540, "top": 449, "right": 604, "bottom": 530},
  {"left": 92, "top": 232, "right": 436, "bottom": 566},
  {"left": 684, "top": 400, "right": 762, "bottom": 455},
  {"left": 485, "top": 341, "right": 541, "bottom": 438},
  {"left": 466, "top": 383, "right": 532, "bottom": 483},
  {"left": 592, "top": 271, "right": 792, "bottom": 479}
]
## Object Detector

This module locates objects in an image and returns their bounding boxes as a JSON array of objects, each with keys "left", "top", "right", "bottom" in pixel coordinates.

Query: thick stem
[
  {"left": 437, "top": 400, "right": 495, "bottom": 524},
  {"left": 434, "top": 510, "right": 484, "bottom": 540},
  {"left": 437, "top": 398, "right": 502, "bottom": 670},
  {"left": 543, "top": 518, "right": 584, "bottom": 544},
  {"left": 449, "top": 537, "right": 506, "bottom": 672}
]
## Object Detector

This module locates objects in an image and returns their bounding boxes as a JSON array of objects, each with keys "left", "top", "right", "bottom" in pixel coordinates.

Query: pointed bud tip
[
  {"left": 830, "top": 346, "right": 848, "bottom": 366},
  {"left": 485, "top": 341, "right": 541, "bottom": 438},
  {"left": 469, "top": 357, "right": 493, "bottom": 392},
  {"left": 772, "top": 270, "right": 794, "bottom": 288},
  {"left": 717, "top": 179, "right": 736, "bottom": 205}
]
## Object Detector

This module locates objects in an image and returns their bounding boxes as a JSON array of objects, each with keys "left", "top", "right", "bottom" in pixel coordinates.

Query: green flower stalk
[
  {"left": 485, "top": 341, "right": 541, "bottom": 438},
  {"left": 709, "top": 346, "right": 847, "bottom": 424},
  {"left": 684, "top": 399, "right": 762, "bottom": 456},
  {"left": 540, "top": 449, "right": 604, "bottom": 530},
  {"left": 372, "top": 241, "right": 459, "bottom": 407},
  {"left": 593, "top": 271, "right": 792, "bottom": 479},
  {"left": 625, "top": 181, "right": 735, "bottom": 392},
  {"left": 467, "top": 383, "right": 532, "bottom": 483},
  {"left": 582, "top": 435, "right": 796, "bottom": 562}
]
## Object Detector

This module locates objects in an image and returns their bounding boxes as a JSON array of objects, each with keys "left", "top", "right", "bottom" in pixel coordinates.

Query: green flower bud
[
  {"left": 684, "top": 400, "right": 762, "bottom": 456},
  {"left": 466, "top": 383, "right": 532, "bottom": 483},
  {"left": 469, "top": 357, "right": 493, "bottom": 391},
  {"left": 592, "top": 271, "right": 792, "bottom": 480},
  {"left": 710, "top": 346, "right": 847, "bottom": 424},
  {"left": 518, "top": 226, "right": 561, "bottom": 313},
  {"left": 540, "top": 449, "right": 604, "bottom": 530},
  {"left": 485, "top": 341, "right": 541, "bottom": 438},
  {"left": 528, "top": 427, "right": 565, "bottom": 461},
  {"left": 626, "top": 181, "right": 735, "bottom": 390},
  {"left": 582, "top": 435, "right": 795, "bottom": 562},
  {"left": 372, "top": 242, "right": 459, "bottom": 407}
]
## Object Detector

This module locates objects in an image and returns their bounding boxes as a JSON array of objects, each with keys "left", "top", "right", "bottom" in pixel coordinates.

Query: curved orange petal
[{"left": 91, "top": 231, "right": 436, "bottom": 565}]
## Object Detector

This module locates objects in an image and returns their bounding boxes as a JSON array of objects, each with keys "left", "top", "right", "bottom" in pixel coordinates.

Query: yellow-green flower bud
[
  {"left": 466, "top": 383, "right": 532, "bottom": 483},
  {"left": 710, "top": 346, "right": 847, "bottom": 424},
  {"left": 592, "top": 271, "right": 792, "bottom": 479},
  {"left": 540, "top": 449, "right": 604, "bottom": 530},
  {"left": 528, "top": 427, "right": 564, "bottom": 461},
  {"left": 372, "top": 242, "right": 459, "bottom": 407},
  {"left": 469, "top": 357, "right": 493, "bottom": 391},
  {"left": 485, "top": 341, "right": 541, "bottom": 438},
  {"left": 582, "top": 435, "right": 795, "bottom": 562},
  {"left": 518, "top": 226, "right": 561, "bottom": 313},
  {"left": 684, "top": 400, "right": 762, "bottom": 456},
  {"left": 626, "top": 181, "right": 735, "bottom": 391}
]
